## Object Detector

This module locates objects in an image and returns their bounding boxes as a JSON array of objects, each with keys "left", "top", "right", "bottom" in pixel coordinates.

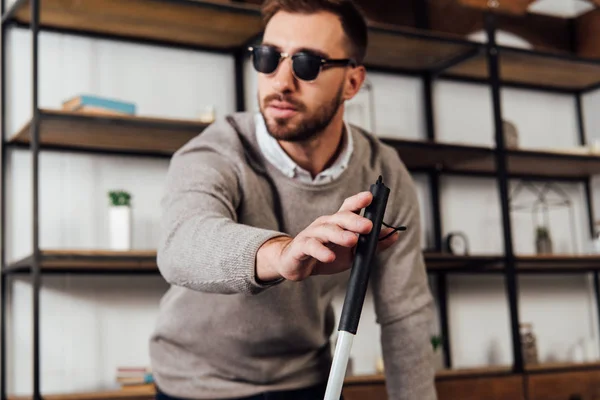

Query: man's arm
[
  {"left": 371, "top": 162, "right": 437, "bottom": 400},
  {"left": 157, "top": 143, "right": 287, "bottom": 295}
]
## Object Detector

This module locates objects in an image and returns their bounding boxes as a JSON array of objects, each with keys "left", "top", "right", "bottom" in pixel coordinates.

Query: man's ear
[{"left": 343, "top": 65, "right": 367, "bottom": 101}]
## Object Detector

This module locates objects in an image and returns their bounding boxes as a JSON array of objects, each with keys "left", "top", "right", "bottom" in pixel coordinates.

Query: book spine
[{"left": 77, "top": 95, "right": 136, "bottom": 114}]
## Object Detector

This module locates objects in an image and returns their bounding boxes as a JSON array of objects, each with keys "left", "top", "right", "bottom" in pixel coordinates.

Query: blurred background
[{"left": 3, "top": 0, "right": 600, "bottom": 399}]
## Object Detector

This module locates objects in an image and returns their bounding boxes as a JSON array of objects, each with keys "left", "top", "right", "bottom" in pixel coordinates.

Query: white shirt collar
[{"left": 255, "top": 113, "right": 353, "bottom": 185}]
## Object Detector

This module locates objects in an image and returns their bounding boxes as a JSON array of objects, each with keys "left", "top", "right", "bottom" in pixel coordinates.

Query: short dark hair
[{"left": 261, "top": 0, "right": 368, "bottom": 65}]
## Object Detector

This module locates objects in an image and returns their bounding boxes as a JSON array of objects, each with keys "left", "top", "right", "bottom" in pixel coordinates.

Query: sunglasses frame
[{"left": 248, "top": 45, "right": 357, "bottom": 82}]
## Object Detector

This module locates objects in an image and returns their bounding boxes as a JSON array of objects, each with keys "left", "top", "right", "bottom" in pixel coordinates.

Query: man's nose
[{"left": 272, "top": 57, "right": 297, "bottom": 92}]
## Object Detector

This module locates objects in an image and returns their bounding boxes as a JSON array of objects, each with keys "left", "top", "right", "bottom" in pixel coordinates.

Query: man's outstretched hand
[{"left": 256, "top": 191, "right": 400, "bottom": 283}]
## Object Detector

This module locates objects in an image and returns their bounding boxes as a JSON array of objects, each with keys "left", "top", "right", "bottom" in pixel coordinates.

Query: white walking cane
[{"left": 323, "top": 176, "right": 392, "bottom": 400}]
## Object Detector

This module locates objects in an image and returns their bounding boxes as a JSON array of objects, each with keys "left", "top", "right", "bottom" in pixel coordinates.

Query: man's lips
[
  {"left": 267, "top": 100, "right": 299, "bottom": 118},
  {"left": 268, "top": 100, "right": 298, "bottom": 111}
]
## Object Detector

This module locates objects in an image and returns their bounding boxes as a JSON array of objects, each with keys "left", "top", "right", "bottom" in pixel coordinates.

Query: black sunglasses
[{"left": 248, "top": 45, "right": 357, "bottom": 82}]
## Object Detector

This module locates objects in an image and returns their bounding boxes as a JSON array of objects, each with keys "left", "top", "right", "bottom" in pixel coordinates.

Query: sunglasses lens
[
  {"left": 293, "top": 53, "right": 322, "bottom": 81},
  {"left": 252, "top": 46, "right": 280, "bottom": 74}
]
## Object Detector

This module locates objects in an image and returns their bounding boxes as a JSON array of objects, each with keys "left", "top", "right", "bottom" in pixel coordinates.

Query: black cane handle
[{"left": 338, "top": 175, "right": 390, "bottom": 334}]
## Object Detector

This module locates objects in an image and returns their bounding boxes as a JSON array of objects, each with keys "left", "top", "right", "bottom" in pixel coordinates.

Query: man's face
[{"left": 257, "top": 10, "right": 359, "bottom": 142}]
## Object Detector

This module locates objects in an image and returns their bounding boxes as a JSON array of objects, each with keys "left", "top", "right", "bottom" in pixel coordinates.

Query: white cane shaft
[{"left": 324, "top": 331, "right": 355, "bottom": 400}]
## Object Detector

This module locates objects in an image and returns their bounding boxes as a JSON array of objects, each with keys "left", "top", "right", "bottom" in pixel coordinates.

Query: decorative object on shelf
[
  {"left": 592, "top": 221, "right": 600, "bottom": 254},
  {"left": 503, "top": 120, "right": 519, "bottom": 149},
  {"left": 535, "top": 226, "right": 553, "bottom": 254},
  {"left": 375, "top": 355, "right": 384, "bottom": 375},
  {"left": 520, "top": 322, "right": 539, "bottom": 365},
  {"left": 509, "top": 180, "right": 578, "bottom": 255},
  {"left": 444, "top": 232, "right": 469, "bottom": 255},
  {"left": 116, "top": 366, "right": 153, "bottom": 388},
  {"left": 62, "top": 94, "right": 136, "bottom": 116},
  {"left": 459, "top": 0, "right": 536, "bottom": 15},
  {"left": 198, "top": 105, "right": 216, "bottom": 124},
  {"left": 569, "top": 337, "right": 588, "bottom": 363},
  {"left": 588, "top": 138, "right": 600, "bottom": 155},
  {"left": 344, "top": 77, "right": 375, "bottom": 133},
  {"left": 108, "top": 190, "right": 132, "bottom": 251},
  {"left": 431, "top": 334, "right": 445, "bottom": 371}
]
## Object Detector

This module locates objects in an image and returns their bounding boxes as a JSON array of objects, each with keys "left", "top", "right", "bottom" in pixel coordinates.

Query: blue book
[{"left": 63, "top": 94, "right": 136, "bottom": 115}]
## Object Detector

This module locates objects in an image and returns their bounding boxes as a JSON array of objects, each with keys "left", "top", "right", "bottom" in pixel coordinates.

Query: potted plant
[
  {"left": 108, "top": 190, "right": 132, "bottom": 250},
  {"left": 535, "top": 226, "right": 552, "bottom": 254}
]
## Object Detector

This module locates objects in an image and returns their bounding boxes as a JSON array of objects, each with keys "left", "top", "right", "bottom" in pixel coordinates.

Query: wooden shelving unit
[
  {"left": 380, "top": 138, "right": 495, "bottom": 174},
  {"left": 445, "top": 45, "right": 600, "bottom": 92},
  {"left": 525, "top": 360, "right": 600, "bottom": 373},
  {"left": 344, "top": 366, "right": 514, "bottom": 385},
  {"left": 5, "top": 0, "right": 265, "bottom": 50},
  {"left": 7, "top": 385, "right": 155, "bottom": 400},
  {"left": 424, "top": 253, "right": 504, "bottom": 273},
  {"left": 8, "top": 109, "right": 208, "bottom": 157},
  {"left": 364, "top": 22, "right": 480, "bottom": 72},
  {"left": 516, "top": 254, "right": 600, "bottom": 273},
  {"left": 382, "top": 138, "right": 600, "bottom": 178},
  {"left": 8, "top": 368, "right": 520, "bottom": 400},
  {"left": 3, "top": 250, "right": 158, "bottom": 274},
  {"left": 506, "top": 147, "right": 600, "bottom": 178},
  {"left": 2, "top": 250, "right": 506, "bottom": 275}
]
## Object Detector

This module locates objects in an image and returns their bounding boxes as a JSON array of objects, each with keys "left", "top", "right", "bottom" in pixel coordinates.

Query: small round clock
[{"left": 444, "top": 232, "right": 469, "bottom": 256}]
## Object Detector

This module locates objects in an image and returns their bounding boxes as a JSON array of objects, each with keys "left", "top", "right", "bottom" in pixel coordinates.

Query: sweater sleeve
[
  {"left": 156, "top": 141, "right": 287, "bottom": 295},
  {"left": 371, "top": 159, "right": 437, "bottom": 399}
]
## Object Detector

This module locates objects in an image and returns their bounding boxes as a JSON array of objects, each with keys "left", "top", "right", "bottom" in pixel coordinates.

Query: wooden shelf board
[
  {"left": 344, "top": 366, "right": 514, "bottom": 386},
  {"left": 4, "top": 249, "right": 159, "bottom": 274},
  {"left": 383, "top": 137, "right": 600, "bottom": 179},
  {"left": 8, "top": 0, "right": 264, "bottom": 50},
  {"left": 425, "top": 253, "right": 505, "bottom": 272},
  {"left": 525, "top": 360, "right": 600, "bottom": 373},
  {"left": 6, "top": 0, "right": 600, "bottom": 91},
  {"left": 8, "top": 385, "right": 155, "bottom": 400},
  {"left": 516, "top": 254, "right": 600, "bottom": 272},
  {"left": 8, "top": 109, "right": 208, "bottom": 156},
  {"left": 380, "top": 137, "right": 495, "bottom": 174},
  {"left": 365, "top": 23, "right": 480, "bottom": 71},
  {"left": 446, "top": 46, "right": 600, "bottom": 91},
  {"left": 506, "top": 147, "right": 600, "bottom": 178},
  {"left": 435, "top": 365, "right": 514, "bottom": 379}
]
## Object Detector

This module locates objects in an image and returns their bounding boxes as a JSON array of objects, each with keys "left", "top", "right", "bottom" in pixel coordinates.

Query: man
[{"left": 149, "top": 1, "right": 437, "bottom": 399}]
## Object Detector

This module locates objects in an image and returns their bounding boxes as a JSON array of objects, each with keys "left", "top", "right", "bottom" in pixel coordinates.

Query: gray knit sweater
[{"left": 149, "top": 112, "right": 437, "bottom": 400}]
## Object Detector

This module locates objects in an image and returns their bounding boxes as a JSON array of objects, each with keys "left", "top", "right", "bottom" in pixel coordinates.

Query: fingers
[
  {"left": 338, "top": 191, "right": 372, "bottom": 213},
  {"left": 322, "top": 211, "right": 373, "bottom": 235},
  {"left": 288, "top": 237, "right": 336, "bottom": 265},
  {"left": 307, "top": 223, "right": 359, "bottom": 248},
  {"left": 304, "top": 237, "right": 336, "bottom": 263}
]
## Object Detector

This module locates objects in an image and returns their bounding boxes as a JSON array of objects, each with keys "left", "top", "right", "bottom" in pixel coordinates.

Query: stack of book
[
  {"left": 62, "top": 94, "right": 136, "bottom": 116},
  {"left": 116, "top": 366, "right": 154, "bottom": 390}
]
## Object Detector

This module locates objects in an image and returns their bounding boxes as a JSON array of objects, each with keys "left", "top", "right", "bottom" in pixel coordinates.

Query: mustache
[{"left": 263, "top": 93, "right": 307, "bottom": 111}]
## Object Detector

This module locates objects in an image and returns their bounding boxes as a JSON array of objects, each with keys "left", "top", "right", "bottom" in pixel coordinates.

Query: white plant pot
[
  {"left": 433, "top": 348, "right": 445, "bottom": 371},
  {"left": 109, "top": 205, "right": 131, "bottom": 250}
]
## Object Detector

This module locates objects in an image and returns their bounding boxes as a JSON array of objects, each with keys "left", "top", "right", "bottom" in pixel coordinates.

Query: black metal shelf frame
[{"left": 1, "top": 1, "right": 600, "bottom": 399}]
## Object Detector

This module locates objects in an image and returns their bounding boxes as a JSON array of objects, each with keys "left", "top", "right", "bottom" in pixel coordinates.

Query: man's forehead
[{"left": 263, "top": 10, "right": 346, "bottom": 55}]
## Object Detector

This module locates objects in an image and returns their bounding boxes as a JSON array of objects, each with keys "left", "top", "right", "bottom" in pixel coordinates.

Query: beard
[{"left": 259, "top": 84, "right": 345, "bottom": 143}]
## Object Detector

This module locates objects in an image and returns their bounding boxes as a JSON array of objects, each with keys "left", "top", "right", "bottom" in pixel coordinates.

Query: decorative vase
[
  {"left": 520, "top": 323, "right": 539, "bottom": 365},
  {"left": 503, "top": 120, "right": 519, "bottom": 149},
  {"left": 109, "top": 205, "right": 131, "bottom": 250},
  {"left": 433, "top": 347, "right": 445, "bottom": 371},
  {"left": 535, "top": 227, "right": 552, "bottom": 254}
]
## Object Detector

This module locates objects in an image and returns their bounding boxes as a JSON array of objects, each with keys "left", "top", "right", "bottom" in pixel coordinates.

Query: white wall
[{"left": 3, "top": 23, "right": 600, "bottom": 396}]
